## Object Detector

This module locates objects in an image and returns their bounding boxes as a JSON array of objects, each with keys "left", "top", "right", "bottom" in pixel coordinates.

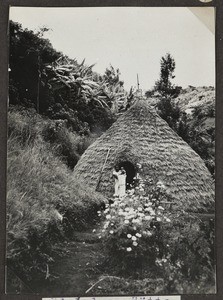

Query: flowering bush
[{"left": 96, "top": 172, "right": 172, "bottom": 274}]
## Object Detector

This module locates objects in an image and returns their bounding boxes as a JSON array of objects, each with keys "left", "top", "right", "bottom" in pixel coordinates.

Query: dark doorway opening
[{"left": 118, "top": 161, "right": 136, "bottom": 189}]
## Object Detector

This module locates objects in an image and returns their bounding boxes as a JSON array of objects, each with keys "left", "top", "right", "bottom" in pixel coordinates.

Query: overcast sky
[{"left": 9, "top": 7, "right": 215, "bottom": 91}]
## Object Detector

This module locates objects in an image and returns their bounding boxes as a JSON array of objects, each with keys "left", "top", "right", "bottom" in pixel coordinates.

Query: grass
[{"left": 7, "top": 106, "right": 106, "bottom": 284}]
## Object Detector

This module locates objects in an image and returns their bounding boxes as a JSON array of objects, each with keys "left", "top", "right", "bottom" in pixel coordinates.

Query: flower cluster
[{"left": 96, "top": 172, "right": 172, "bottom": 257}]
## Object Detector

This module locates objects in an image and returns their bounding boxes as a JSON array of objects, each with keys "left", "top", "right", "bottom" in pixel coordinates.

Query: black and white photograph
[{"left": 6, "top": 6, "right": 215, "bottom": 296}]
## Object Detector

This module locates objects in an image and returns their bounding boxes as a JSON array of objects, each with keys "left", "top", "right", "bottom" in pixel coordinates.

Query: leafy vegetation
[{"left": 9, "top": 21, "right": 134, "bottom": 136}]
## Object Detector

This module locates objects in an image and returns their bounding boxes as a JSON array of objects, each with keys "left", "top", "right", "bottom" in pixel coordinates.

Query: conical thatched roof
[{"left": 73, "top": 99, "right": 214, "bottom": 212}]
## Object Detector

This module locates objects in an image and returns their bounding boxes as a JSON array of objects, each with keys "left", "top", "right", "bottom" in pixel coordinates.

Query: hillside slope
[
  {"left": 174, "top": 86, "right": 215, "bottom": 115},
  {"left": 176, "top": 86, "right": 215, "bottom": 175},
  {"left": 7, "top": 107, "right": 106, "bottom": 285}
]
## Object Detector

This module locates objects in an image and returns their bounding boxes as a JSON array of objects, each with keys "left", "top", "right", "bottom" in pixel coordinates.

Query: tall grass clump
[{"left": 7, "top": 107, "right": 106, "bottom": 283}]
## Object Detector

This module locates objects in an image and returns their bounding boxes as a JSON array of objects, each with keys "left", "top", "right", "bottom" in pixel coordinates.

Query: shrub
[{"left": 97, "top": 172, "right": 172, "bottom": 276}]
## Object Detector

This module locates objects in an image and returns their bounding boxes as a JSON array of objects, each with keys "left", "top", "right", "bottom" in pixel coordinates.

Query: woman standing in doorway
[
  {"left": 112, "top": 166, "right": 120, "bottom": 197},
  {"left": 118, "top": 167, "right": 127, "bottom": 197}
]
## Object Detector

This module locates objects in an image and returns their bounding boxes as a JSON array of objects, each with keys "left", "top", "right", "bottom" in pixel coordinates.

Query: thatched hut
[{"left": 73, "top": 99, "right": 214, "bottom": 212}]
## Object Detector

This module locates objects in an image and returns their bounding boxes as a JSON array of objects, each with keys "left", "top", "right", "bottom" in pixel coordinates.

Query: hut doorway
[{"left": 118, "top": 161, "right": 136, "bottom": 189}]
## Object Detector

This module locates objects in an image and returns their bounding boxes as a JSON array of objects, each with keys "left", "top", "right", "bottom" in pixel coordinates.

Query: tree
[
  {"left": 9, "top": 21, "right": 61, "bottom": 112},
  {"left": 155, "top": 53, "right": 174, "bottom": 96},
  {"left": 154, "top": 53, "right": 182, "bottom": 130},
  {"left": 154, "top": 53, "right": 181, "bottom": 98}
]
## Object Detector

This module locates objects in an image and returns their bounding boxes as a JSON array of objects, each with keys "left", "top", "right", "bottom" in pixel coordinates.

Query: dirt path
[{"left": 38, "top": 230, "right": 106, "bottom": 296}]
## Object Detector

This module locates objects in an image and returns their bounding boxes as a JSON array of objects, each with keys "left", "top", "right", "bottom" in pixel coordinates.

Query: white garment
[
  {"left": 113, "top": 170, "right": 120, "bottom": 196},
  {"left": 118, "top": 173, "right": 126, "bottom": 197}
]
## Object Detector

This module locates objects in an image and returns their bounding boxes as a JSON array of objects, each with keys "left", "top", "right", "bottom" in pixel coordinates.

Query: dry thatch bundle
[{"left": 73, "top": 99, "right": 214, "bottom": 212}]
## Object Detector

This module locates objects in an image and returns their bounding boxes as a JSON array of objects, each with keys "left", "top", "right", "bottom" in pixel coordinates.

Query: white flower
[
  {"left": 109, "top": 230, "right": 114, "bottom": 234},
  {"left": 157, "top": 217, "right": 161, "bottom": 222},
  {"left": 127, "top": 234, "right": 132, "bottom": 238},
  {"left": 156, "top": 180, "right": 166, "bottom": 189},
  {"left": 145, "top": 207, "right": 151, "bottom": 212},
  {"left": 126, "top": 247, "right": 132, "bottom": 252},
  {"left": 136, "top": 233, "right": 142, "bottom": 238},
  {"left": 165, "top": 217, "right": 171, "bottom": 222},
  {"left": 106, "top": 215, "right": 111, "bottom": 219},
  {"left": 124, "top": 219, "right": 130, "bottom": 224},
  {"left": 131, "top": 236, "right": 137, "bottom": 241},
  {"left": 176, "top": 261, "right": 181, "bottom": 267},
  {"left": 145, "top": 231, "right": 152, "bottom": 237},
  {"left": 157, "top": 180, "right": 163, "bottom": 186},
  {"left": 133, "top": 241, "right": 138, "bottom": 246},
  {"left": 92, "top": 229, "right": 96, "bottom": 232},
  {"left": 145, "top": 216, "right": 151, "bottom": 221},
  {"left": 158, "top": 206, "right": 164, "bottom": 210},
  {"left": 103, "top": 222, "right": 109, "bottom": 229},
  {"left": 138, "top": 207, "right": 143, "bottom": 212}
]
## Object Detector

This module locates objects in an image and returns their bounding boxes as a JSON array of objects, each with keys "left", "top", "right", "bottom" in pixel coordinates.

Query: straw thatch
[{"left": 73, "top": 99, "right": 214, "bottom": 212}]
